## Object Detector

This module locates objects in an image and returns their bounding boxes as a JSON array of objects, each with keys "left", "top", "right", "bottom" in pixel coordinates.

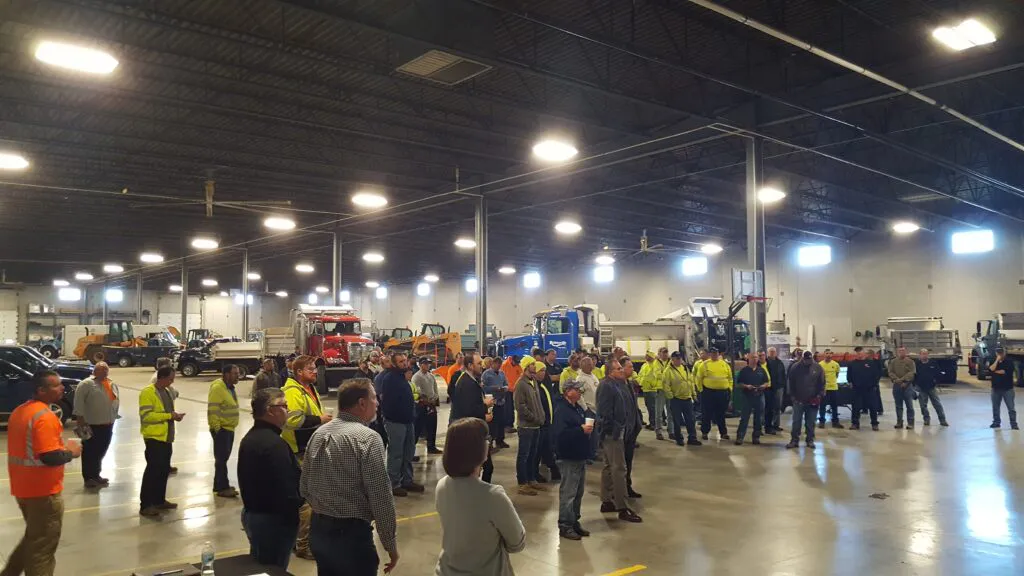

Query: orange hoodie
[{"left": 501, "top": 357, "right": 522, "bottom": 393}]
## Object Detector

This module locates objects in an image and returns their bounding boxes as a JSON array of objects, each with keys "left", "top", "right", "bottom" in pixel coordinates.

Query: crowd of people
[{"left": 3, "top": 338, "right": 1019, "bottom": 576}]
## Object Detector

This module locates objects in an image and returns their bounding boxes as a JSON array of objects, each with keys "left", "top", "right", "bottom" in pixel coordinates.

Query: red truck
[{"left": 262, "top": 305, "right": 376, "bottom": 393}]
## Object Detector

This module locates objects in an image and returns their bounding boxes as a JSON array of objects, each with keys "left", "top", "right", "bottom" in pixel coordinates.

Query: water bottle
[{"left": 200, "top": 541, "right": 215, "bottom": 575}]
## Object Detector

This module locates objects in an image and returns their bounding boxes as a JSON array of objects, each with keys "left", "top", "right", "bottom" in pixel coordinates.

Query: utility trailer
[{"left": 884, "top": 317, "right": 961, "bottom": 384}]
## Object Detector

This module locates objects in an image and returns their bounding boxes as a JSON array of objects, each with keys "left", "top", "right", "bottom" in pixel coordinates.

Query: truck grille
[{"left": 347, "top": 343, "right": 372, "bottom": 363}]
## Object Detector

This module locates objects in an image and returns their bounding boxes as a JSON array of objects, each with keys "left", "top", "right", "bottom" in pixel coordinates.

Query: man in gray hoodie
[
  {"left": 888, "top": 347, "right": 917, "bottom": 430},
  {"left": 786, "top": 351, "right": 825, "bottom": 449}
]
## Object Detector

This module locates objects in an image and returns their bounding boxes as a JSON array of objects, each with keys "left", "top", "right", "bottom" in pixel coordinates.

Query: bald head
[{"left": 93, "top": 362, "right": 109, "bottom": 380}]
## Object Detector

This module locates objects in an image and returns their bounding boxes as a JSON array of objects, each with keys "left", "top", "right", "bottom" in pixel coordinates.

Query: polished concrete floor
[{"left": 2, "top": 368, "right": 1022, "bottom": 575}]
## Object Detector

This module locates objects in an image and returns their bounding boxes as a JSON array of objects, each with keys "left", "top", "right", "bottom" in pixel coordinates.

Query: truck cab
[
  {"left": 290, "top": 305, "right": 375, "bottom": 392},
  {"left": 971, "top": 313, "right": 1024, "bottom": 380},
  {"left": 497, "top": 306, "right": 587, "bottom": 362}
]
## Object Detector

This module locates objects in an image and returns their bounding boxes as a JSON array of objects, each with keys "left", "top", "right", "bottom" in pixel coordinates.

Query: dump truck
[
  {"left": 260, "top": 305, "right": 375, "bottom": 393},
  {"left": 174, "top": 339, "right": 263, "bottom": 378},
  {"left": 461, "top": 324, "right": 499, "bottom": 356},
  {"left": 970, "top": 312, "right": 1024, "bottom": 380},
  {"left": 383, "top": 323, "right": 461, "bottom": 365},
  {"left": 883, "top": 317, "right": 960, "bottom": 384},
  {"left": 676, "top": 297, "right": 752, "bottom": 364},
  {"left": 496, "top": 303, "right": 740, "bottom": 364}
]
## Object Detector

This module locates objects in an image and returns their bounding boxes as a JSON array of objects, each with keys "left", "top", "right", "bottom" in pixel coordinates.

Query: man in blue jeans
[
  {"left": 238, "top": 388, "right": 302, "bottom": 569},
  {"left": 786, "top": 351, "right": 825, "bottom": 449},
  {"left": 989, "top": 348, "right": 1018, "bottom": 429},
  {"left": 513, "top": 361, "right": 546, "bottom": 496},
  {"left": 734, "top": 352, "right": 769, "bottom": 446},
  {"left": 552, "top": 380, "right": 594, "bottom": 541},
  {"left": 378, "top": 353, "right": 424, "bottom": 497},
  {"left": 914, "top": 349, "right": 949, "bottom": 427}
]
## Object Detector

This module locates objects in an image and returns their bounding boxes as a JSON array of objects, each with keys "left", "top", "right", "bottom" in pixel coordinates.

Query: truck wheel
[
  {"left": 236, "top": 364, "right": 249, "bottom": 379},
  {"left": 117, "top": 355, "right": 134, "bottom": 368},
  {"left": 180, "top": 362, "right": 200, "bottom": 377},
  {"left": 40, "top": 346, "right": 58, "bottom": 359},
  {"left": 86, "top": 346, "right": 105, "bottom": 364}
]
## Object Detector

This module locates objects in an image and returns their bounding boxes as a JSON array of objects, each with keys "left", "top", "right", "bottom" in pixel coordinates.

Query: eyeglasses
[{"left": 268, "top": 402, "right": 289, "bottom": 409}]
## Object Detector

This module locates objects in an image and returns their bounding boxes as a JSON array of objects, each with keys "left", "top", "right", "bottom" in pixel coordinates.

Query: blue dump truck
[{"left": 496, "top": 300, "right": 751, "bottom": 364}]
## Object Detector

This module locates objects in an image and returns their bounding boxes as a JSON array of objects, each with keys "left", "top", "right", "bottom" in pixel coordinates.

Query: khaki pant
[
  {"left": 1, "top": 494, "right": 64, "bottom": 576},
  {"left": 599, "top": 438, "right": 628, "bottom": 511},
  {"left": 295, "top": 502, "right": 312, "bottom": 554}
]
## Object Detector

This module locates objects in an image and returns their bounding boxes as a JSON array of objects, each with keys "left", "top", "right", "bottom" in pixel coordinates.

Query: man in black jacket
[
  {"left": 451, "top": 352, "right": 496, "bottom": 481},
  {"left": 379, "top": 353, "right": 423, "bottom": 496},
  {"left": 239, "top": 388, "right": 303, "bottom": 569},
  {"left": 552, "top": 381, "right": 593, "bottom": 541},
  {"left": 915, "top": 349, "right": 949, "bottom": 427},
  {"left": 595, "top": 359, "right": 642, "bottom": 523},
  {"left": 848, "top": 346, "right": 880, "bottom": 431},
  {"left": 764, "top": 347, "right": 787, "bottom": 435}
]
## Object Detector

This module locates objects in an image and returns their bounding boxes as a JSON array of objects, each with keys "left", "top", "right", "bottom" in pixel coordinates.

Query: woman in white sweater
[{"left": 435, "top": 418, "right": 526, "bottom": 576}]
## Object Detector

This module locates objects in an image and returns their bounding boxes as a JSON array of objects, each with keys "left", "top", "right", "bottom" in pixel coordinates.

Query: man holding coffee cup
[{"left": 551, "top": 380, "right": 593, "bottom": 541}]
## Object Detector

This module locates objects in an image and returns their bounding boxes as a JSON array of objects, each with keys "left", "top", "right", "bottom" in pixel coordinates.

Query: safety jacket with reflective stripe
[
  {"left": 281, "top": 378, "right": 323, "bottom": 454},
  {"left": 7, "top": 400, "right": 65, "bottom": 498},
  {"left": 700, "top": 359, "right": 733, "bottom": 391},
  {"left": 662, "top": 364, "right": 696, "bottom": 400},
  {"left": 139, "top": 384, "right": 173, "bottom": 442},
  {"left": 692, "top": 359, "right": 706, "bottom": 392},
  {"left": 208, "top": 378, "right": 240, "bottom": 432}
]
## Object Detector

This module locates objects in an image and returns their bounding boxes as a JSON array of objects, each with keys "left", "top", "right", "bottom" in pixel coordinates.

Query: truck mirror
[{"left": 976, "top": 321, "right": 981, "bottom": 336}]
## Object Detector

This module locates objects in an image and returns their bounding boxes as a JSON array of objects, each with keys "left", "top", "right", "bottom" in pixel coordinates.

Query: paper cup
[
  {"left": 585, "top": 417, "right": 595, "bottom": 426},
  {"left": 484, "top": 394, "right": 494, "bottom": 401}
]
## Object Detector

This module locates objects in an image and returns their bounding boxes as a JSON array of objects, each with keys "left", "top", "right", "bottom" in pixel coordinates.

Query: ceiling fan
[
  {"left": 125, "top": 169, "right": 293, "bottom": 216},
  {"left": 598, "top": 229, "right": 687, "bottom": 261}
]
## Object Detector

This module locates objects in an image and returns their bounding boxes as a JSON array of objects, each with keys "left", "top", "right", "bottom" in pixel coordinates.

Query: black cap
[
  {"left": 670, "top": 351, "right": 682, "bottom": 359},
  {"left": 709, "top": 347, "right": 720, "bottom": 353},
  {"left": 418, "top": 357, "right": 431, "bottom": 365},
  {"left": 996, "top": 347, "right": 1006, "bottom": 354},
  {"left": 803, "top": 351, "right": 813, "bottom": 359}
]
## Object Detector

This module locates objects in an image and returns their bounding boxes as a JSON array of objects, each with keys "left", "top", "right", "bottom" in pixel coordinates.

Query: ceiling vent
[{"left": 396, "top": 49, "right": 491, "bottom": 86}]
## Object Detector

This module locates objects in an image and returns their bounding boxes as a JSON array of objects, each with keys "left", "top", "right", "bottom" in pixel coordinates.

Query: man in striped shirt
[{"left": 301, "top": 378, "right": 399, "bottom": 575}]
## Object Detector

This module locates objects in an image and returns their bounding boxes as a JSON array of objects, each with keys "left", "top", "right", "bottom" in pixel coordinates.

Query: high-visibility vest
[
  {"left": 208, "top": 379, "right": 240, "bottom": 432},
  {"left": 281, "top": 378, "right": 323, "bottom": 454},
  {"left": 7, "top": 400, "right": 65, "bottom": 498},
  {"left": 701, "top": 360, "right": 733, "bottom": 390},
  {"left": 692, "top": 359, "right": 706, "bottom": 392},
  {"left": 139, "top": 384, "right": 173, "bottom": 442}
]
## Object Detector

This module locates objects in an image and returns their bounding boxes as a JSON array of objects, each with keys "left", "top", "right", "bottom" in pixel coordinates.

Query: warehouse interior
[{"left": 1, "top": 0, "right": 1024, "bottom": 574}]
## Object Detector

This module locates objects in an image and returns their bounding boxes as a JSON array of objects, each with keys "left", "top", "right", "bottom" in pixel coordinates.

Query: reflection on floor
[{"left": 1, "top": 368, "right": 1022, "bottom": 575}]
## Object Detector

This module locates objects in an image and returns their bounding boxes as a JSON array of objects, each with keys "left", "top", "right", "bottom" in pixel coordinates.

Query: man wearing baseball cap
[{"left": 552, "top": 379, "right": 594, "bottom": 540}]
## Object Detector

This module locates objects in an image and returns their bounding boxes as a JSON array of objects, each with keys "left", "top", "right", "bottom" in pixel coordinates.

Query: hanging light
[
  {"left": 103, "top": 263, "right": 124, "bottom": 273},
  {"left": 594, "top": 254, "right": 615, "bottom": 266},
  {"left": 191, "top": 237, "right": 219, "bottom": 250},
  {"left": 275, "top": 290, "right": 288, "bottom": 298},
  {"left": 362, "top": 252, "right": 385, "bottom": 263},
  {"left": 247, "top": 272, "right": 261, "bottom": 280},
  {"left": 892, "top": 221, "right": 921, "bottom": 234},
  {"left": 201, "top": 278, "right": 218, "bottom": 287},
  {"left": 757, "top": 187, "right": 786, "bottom": 203},
  {"left": 0, "top": 152, "right": 30, "bottom": 171},
  {"left": 498, "top": 266, "right": 516, "bottom": 275},
  {"left": 140, "top": 252, "right": 164, "bottom": 263},
  {"left": 554, "top": 220, "right": 582, "bottom": 235},
  {"left": 454, "top": 238, "right": 477, "bottom": 249},
  {"left": 52, "top": 279, "right": 69, "bottom": 287},
  {"left": 264, "top": 216, "right": 296, "bottom": 231},
  {"left": 365, "top": 281, "right": 380, "bottom": 288},
  {"left": 315, "top": 286, "right": 329, "bottom": 294},
  {"left": 532, "top": 139, "right": 578, "bottom": 162},
  {"left": 169, "top": 284, "right": 183, "bottom": 293},
  {"left": 701, "top": 243, "right": 724, "bottom": 255},
  {"left": 34, "top": 40, "right": 119, "bottom": 74},
  {"left": 423, "top": 274, "right": 440, "bottom": 283},
  {"left": 351, "top": 192, "right": 388, "bottom": 208},
  {"left": 74, "top": 271, "right": 93, "bottom": 281},
  {"left": 295, "top": 263, "right": 315, "bottom": 273}
]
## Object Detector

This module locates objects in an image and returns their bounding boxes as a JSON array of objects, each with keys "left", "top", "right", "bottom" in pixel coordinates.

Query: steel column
[
  {"left": 746, "top": 136, "right": 766, "bottom": 353},
  {"left": 136, "top": 273, "right": 143, "bottom": 322},
  {"left": 241, "top": 248, "right": 249, "bottom": 337},
  {"left": 181, "top": 263, "right": 188, "bottom": 336},
  {"left": 102, "top": 283, "right": 108, "bottom": 323},
  {"left": 333, "top": 232, "right": 342, "bottom": 305},
  {"left": 474, "top": 195, "right": 488, "bottom": 356}
]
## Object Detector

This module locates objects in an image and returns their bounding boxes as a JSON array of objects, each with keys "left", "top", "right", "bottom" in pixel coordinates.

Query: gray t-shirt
[
  {"left": 435, "top": 476, "right": 525, "bottom": 576},
  {"left": 156, "top": 386, "right": 175, "bottom": 443}
]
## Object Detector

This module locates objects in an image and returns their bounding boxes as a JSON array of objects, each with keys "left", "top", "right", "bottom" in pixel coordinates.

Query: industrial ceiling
[{"left": 1, "top": 0, "right": 1022, "bottom": 295}]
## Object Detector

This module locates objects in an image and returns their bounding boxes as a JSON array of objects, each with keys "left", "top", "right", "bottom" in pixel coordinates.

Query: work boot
[
  {"left": 627, "top": 489, "right": 642, "bottom": 499},
  {"left": 701, "top": 433, "right": 709, "bottom": 441},
  {"left": 157, "top": 501, "right": 178, "bottom": 510},
  {"left": 720, "top": 434, "right": 730, "bottom": 441},
  {"left": 831, "top": 422, "right": 844, "bottom": 429},
  {"left": 518, "top": 484, "right": 538, "bottom": 496},
  {"left": 528, "top": 481, "right": 548, "bottom": 492},
  {"left": 1012, "top": 423, "right": 1020, "bottom": 430},
  {"left": 752, "top": 438, "right": 761, "bottom": 445},
  {"left": 907, "top": 423, "right": 914, "bottom": 430},
  {"left": 402, "top": 482, "right": 425, "bottom": 493},
  {"left": 806, "top": 441, "right": 816, "bottom": 449},
  {"left": 655, "top": 433, "right": 665, "bottom": 441},
  {"left": 940, "top": 421, "right": 949, "bottom": 427},
  {"left": 573, "top": 523, "right": 591, "bottom": 537},
  {"left": 816, "top": 421, "right": 825, "bottom": 429},
  {"left": 215, "top": 488, "right": 239, "bottom": 498},
  {"left": 618, "top": 509, "right": 643, "bottom": 523},
  {"left": 392, "top": 487, "right": 408, "bottom": 497},
  {"left": 428, "top": 447, "right": 444, "bottom": 454},
  {"left": 559, "top": 527, "right": 582, "bottom": 541},
  {"left": 599, "top": 501, "right": 616, "bottom": 513},
  {"left": 871, "top": 424, "right": 879, "bottom": 431},
  {"left": 84, "top": 478, "right": 104, "bottom": 489},
  {"left": 990, "top": 422, "right": 1001, "bottom": 429},
  {"left": 895, "top": 422, "right": 904, "bottom": 429},
  {"left": 733, "top": 439, "right": 743, "bottom": 446},
  {"left": 850, "top": 423, "right": 861, "bottom": 431},
  {"left": 139, "top": 507, "right": 161, "bottom": 517},
  {"left": 687, "top": 438, "right": 702, "bottom": 446},
  {"left": 785, "top": 441, "right": 799, "bottom": 449}
]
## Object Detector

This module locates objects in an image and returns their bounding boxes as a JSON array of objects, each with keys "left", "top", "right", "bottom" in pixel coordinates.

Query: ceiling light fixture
[
  {"left": 295, "top": 263, "right": 315, "bottom": 273},
  {"left": 932, "top": 19, "right": 996, "bottom": 51},
  {"left": 52, "top": 279, "right": 69, "bottom": 287},
  {"left": 103, "top": 263, "right": 124, "bottom": 273},
  {"left": 74, "top": 271, "right": 93, "bottom": 281},
  {"left": 454, "top": 238, "right": 477, "bottom": 249},
  {"left": 247, "top": 272, "right": 261, "bottom": 281},
  {"left": 892, "top": 221, "right": 921, "bottom": 234},
  {"left": 140, "top": 252, "right": 164, "bottom": 263},
  {"left": 701, "top": 243, "right": 724, "bottom": 255},
  {"left": 339, "top": 289, "right": 351, "bottom": 302},
  {"left": 201, "top": 278, "right": 218, "bottom": 287},
  {"left": 498, "top": 266, "right": 516, "bottom": 275},
  {"left": 365, "top": 281, "right": 380, "bottom": 288},
  {"left": 191, "top": 237, "right": 219, "bottom": 250},
  {"left": 362, "top": 252, "right": 385, "bottom": 263},
  {"left": 34, "top": 40, "right": 119, "bottom": 74},
  {"left": 757, "top": 187, "right": 787, "bottom": 203},
  {"left": 264, "top": 216, "right": 296, "bottom": 231},
  {"left": 275, "top": 290, "right": 288, "bottom": 298},
  {"left": 219, "top": 291, "right": 229, "bottom": 297},
  {"left": 594, "top": 254, "right": 615, "bottom": 266},
  {"left": 554, "top": 220, "right": 582, "bottom": 235},
  {"left": 315, "top": 286, "right": 329, "bottom": 294},
  {"left": 424, "top": 274, "right": 440, "bottom": 283},
  {"left": 351, "top": 192, "right": 388, "bottom": 209},
  {"left": 532, "top": 139, "right": 578, "bottom": 162},
  {"left": 169, "top": 284, "right": 183, "bottom": 293},
  {"left": 0, "top": 152, "right": 30, "bottom": 171}
]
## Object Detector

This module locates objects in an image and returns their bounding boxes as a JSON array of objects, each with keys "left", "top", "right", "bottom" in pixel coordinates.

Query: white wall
[{"left": 355, "top": 229, "right": 1024, "bottom": 351}]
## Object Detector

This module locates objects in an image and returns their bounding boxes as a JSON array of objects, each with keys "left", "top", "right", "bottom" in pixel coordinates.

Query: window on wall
[
  {"left": 681, "top": 256, "right": 708, "bottom": 277},
  {"left": 375, "top": 286, "right": 388, "bottom": 299},
  {"left": 57, "top": 287, "right": 81, "bottom": 301},
  {"left": 592, "top": 265, "right": 615, "bottom": 284},
  {"left": 951, "top": 229, "right": 994, "bottom": 254},
  {"left": 416, "top": 282, "right": 431, "bottom": 297},
  {"left": 797, "top": 245, "right": 832, "bottom": 267},
  {"left": 465, "top": 278, "right": 478, "bottom": 293},
  {"left": 105, "top": 289, "right": 123, "bottom": 303},
  {"left": 523, "top": 271, "right": 541, "bottom": 289}
]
